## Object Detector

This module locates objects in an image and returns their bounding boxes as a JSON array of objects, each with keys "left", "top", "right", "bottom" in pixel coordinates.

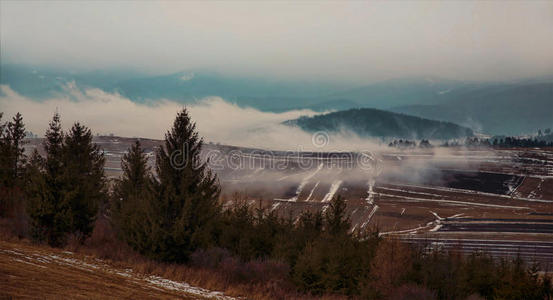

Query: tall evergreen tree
[
  {"left": 0, "top": 112, "right": 9, "bottom": 195},
  {"left": 112, "top": 140, "right": 155, "bottom": 250},
  {"left": 145, "top": 108, "right": 221, "bottom": 262},
  {"left": 0, "top": 112, "right": 7, "bottom": 154},
  {"left": 324, "top": 195, "right": 350, "bottom": 236},
  {"left": 6, "top": 113, "right": 27, "bottom": 181},
  {"left": 0, "top": 112, "right": 27, "bottom": 216},
  {"left": 44, "top": 113, "right": 64, "bottom": 182},
  {"left": 26, "top": 113, "right": 71, "bottom": 246},
  {"left": 62, "top": 122, "right": 106, "bottom": 240}
]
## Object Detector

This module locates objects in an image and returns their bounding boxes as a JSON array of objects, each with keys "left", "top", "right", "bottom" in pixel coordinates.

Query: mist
[
  {"left": 0, "top": 83, "right": 389, "bottom": 151},
  {"left": 2, "top": 1, "right": 552, "bottom": 83}
]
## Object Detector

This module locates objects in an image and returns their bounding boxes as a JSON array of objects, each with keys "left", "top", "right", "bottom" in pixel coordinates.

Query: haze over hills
[
  {"left": 0, "top": 64, "right": 350, "bottom": 109},
  {"left": 319, "top": 77, "right": 468, "bottom": 109},
  {"left": 2, "top": 64, "right": 551, "bottom": 136},
  {"left": 285, "top": 108, "right": 474, "bottom": 140},
  {"left": 390, "top": 80, "right": 553, "bottom": 135}
]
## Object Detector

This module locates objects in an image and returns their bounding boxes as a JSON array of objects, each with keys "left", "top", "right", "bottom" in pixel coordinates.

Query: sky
[{"left": 1, "top": 1, "right": 552, "bottom": 83}]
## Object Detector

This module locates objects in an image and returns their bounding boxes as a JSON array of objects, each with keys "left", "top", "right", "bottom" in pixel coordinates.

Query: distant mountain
[
  {"left": 2, "top": 64, "right": 551, "bottom": 135},
  {"left": 321, "top": 77, "right": 470, "bottom": 109},
  {"left": 112, "top": 71, "right": 347, "bottom": 102},
  {"left": 285, "top": 108, "right": 473, "bottom": 140},
  {"left": 0, "top": 64, "right": 147, "bottom": 99},
  {"left": 0, "top": 64, "right": 350, "bottom": 111},
  {"left": 391, "top": 81, "right": 553, "bottom": 135}
]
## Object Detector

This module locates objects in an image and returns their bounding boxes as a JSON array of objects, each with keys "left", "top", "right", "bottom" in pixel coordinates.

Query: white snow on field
[
  {"left": 366, "top": 179, "right": 375, "bottom": 204},
  {"left": 430, "top": 211, "right": 443, "bottom": 221},
  {"left": 379, "top": 225, "right": 428, "bottom": 236},
  {"left": 378, "top": 186, "right": 443, "bottom": 198},
  {"left": 448, "top": 213, "right": 464, "bottom": 219},
  {"left": 14, "top": 258, "right": 46, "bottom": 268},
  {"left": 322, "top": 180, "right": 343, "bottom": 202},
  {"left": 378, "top": 193, "right": 531, "bottom": 209},
  {"left": 305, "top": 181, "right": 320, "bottom": 201},
  {"left": 289, "top": 163, "right": 324, "bottom": 201},
  {"left": 360, "top": 205, "right": 379, "bottom": 229},
  {"left": 271, "top": 202, "right": 281, "bottom": 211},
  {"left": 429, "top": 224, "right": 442, "bottom": 232},
  {"left": 3, "top": 248, "right": 238, "bottom": 300},
  {"left": 528, "top": 178, "right": 544, "bottom": 199},
  {"left": 146, "top": 276, "right": 236, "bottom": 300},
  {"left": 387, "top": 183, "right": 553, "bottom": 203}
]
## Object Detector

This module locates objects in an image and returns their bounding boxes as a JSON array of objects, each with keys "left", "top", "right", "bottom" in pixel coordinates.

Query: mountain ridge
[{"left": 285, "top": 107, "right": 474, "bottom": 140}]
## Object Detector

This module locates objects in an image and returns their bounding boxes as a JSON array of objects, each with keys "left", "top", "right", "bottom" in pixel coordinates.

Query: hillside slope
[
  {"left": 285, "top": 108, "right": 473, "bottom": 140},
  {"left": 0, "top": 240, "right": 235, "bottom": 300}
]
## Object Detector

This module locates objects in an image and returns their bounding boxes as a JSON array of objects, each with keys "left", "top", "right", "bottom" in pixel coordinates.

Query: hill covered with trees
[{"left": 286, "top": 108, "right": 474, "bottom": 140}]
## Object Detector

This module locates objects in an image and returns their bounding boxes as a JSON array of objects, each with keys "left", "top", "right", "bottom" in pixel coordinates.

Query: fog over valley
[{"left": 1, "top": 2, "right": 553, "bottom": 299}]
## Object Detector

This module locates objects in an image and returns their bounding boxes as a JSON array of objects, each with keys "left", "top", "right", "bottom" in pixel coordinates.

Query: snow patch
[{"left": 322, "top": 180, "right": 343, "bottom": 202}]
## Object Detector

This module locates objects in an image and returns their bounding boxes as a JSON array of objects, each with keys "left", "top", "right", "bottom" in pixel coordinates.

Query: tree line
[{"left": 1, "top": 110, "right": 552, "bottom": 299}]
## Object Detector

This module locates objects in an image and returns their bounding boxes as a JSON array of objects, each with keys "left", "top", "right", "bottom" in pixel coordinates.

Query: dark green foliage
[
  {"left": 442, "top": 136, "right": 553, "bottom": 148},
  {"left": 406, "top": 250, "right": 550, "bottom": 300},
  {"left": 111, "top": 140, "right": 156, "bottom": 253},
  {"left": 212, "top": 193, "right": 551, "bottom": 299},
  {"left": 26, "top": 113, "right": 72, "bottom": 246},
  {"left": 7, "top": 113, "right": 27, "bottom": 180},
  {"left": 0, "top": 112, "right": 27, "bottom": 217},
  {"left": 293, "top": 234, "right": 374, "bottom": 295},
  {"left": 218, "top": 195, "right": 378, "bottom": 295},
  {"left": 62, "top": 122, "right": 106, "bottom": 239},
  {"left": 218, "top": 197, "right": 292, "bottom": 261},
  {"left": 126, "top": 109, "right": 221, "bottom": 262},
  {"left": 0, "top": 112, "right": 9, "bottom": 199},
  {"left": 323, "top": 195, "right": 350, "bottom": 236},
  {"left": 26, "top": 114, "right": 105, "bottom": 246},
  {"left": 287, "top": 108, "right": 473, "bottom": 140},
  {"left": 25, "top": 148, "right": 70, "bottom": 245},
  {"left": 291, "top": 196, "right": 375, "bottom": 295}
]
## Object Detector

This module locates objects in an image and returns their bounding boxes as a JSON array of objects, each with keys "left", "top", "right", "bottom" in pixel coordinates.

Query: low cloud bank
[{"left": 0, "top": 84, "right": 386, "bottom": 151}]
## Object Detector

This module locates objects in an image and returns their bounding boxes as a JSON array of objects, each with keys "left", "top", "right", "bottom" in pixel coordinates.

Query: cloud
[
  {"left": 0, "top": 84, "right": 387, "bottom": 151},
  {"left": 2, "top": 1, "right": 552, "bottom": 82}
]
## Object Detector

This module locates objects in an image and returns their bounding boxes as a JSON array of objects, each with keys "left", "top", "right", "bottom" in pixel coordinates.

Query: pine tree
[
  {"left": 112, "top": 140, "right": 155, "bottom": 250},
  {"left": 7, "top": 112, "right": 27, "bottom": 181},
  {"left": 146, "top": 108, "right": 221, "bottom": 262},
  {"left": 324, "top": 195, "right": 350, "bottom": 236},
  {"left": 26, "top": 113, "right": 72, "bottom": 246},
  {"left": 25, "top": 149, "right": 50, "bottom": 242},
  {"left": 44, "top": 113, "right": 64, "bottom": 182},
  {"left": 62, "top": 122, "right": 106, "bottom": 240},
  {"left": 0, "top": 112, "right": 27, "bottom": 217},
  {"left": 0, "top": 112, "right": 9, "bottom": 205}
]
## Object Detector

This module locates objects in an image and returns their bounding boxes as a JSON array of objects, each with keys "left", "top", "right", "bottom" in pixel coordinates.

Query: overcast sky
[{"left": 1, "top": 1, "right": 552, "bottom": 83}]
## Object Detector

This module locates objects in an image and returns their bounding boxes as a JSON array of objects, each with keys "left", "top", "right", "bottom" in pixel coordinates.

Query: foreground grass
[
  {"left": 0, "top": 216, "right": 340, "bottom": 300},
  {"left": 0, "top": 239, "right": 235, "bottom": 300}
]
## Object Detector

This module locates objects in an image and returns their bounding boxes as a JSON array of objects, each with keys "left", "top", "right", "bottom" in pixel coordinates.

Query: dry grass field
[{"left": 0, "top": 240, "right": 233, "bottom": 300}]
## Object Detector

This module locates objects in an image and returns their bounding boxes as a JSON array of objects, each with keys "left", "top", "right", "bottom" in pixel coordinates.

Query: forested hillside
[{"left": 286, "top": 108, "right": 474, "bottom": 140}]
